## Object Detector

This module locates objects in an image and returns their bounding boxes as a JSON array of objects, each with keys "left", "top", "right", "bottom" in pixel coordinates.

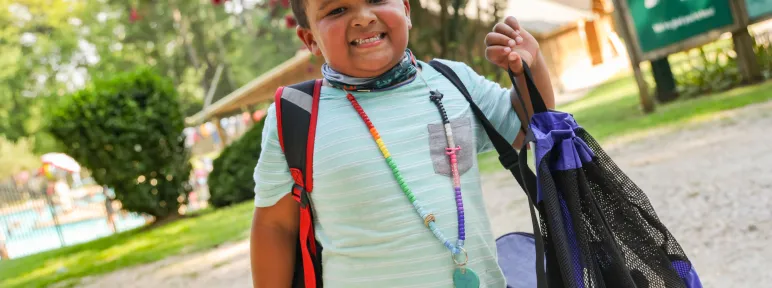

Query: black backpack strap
[
  {"left": 428, "top": 60, "right": 548, "bottom": 288},
  {"left": 275, "top": 79, "right": 324, "bottom": 288}
]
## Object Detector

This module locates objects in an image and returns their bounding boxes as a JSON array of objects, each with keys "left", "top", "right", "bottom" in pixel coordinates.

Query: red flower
[
  {"left": 129, "top": 8, "right": 141, "bottom": 23},
  {"left": 285, "top": 15, "right": 297, "bottom": 28},
  {"left": 281, "top": 0, "right": 290, "bottom": 8},
  {"left": 212, "top": 0, "right": 228, "bottom": 5}
]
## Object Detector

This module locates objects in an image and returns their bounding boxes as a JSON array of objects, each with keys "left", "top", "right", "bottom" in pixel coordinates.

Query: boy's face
[{"left": 297, "top": 0, "right": 412, "bottom": 78}]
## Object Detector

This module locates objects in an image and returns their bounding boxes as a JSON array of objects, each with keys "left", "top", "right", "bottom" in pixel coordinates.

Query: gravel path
[{"left": 78, "top": 101, "right": 772, "bottom": 288}]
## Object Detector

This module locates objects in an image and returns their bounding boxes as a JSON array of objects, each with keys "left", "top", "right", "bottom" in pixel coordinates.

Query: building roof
[
  {"left": 185, "top": 50, "right": 324, "bottom": 125},
  {"left": 504, "top": 0, "right": 597, "bottom": 36}
]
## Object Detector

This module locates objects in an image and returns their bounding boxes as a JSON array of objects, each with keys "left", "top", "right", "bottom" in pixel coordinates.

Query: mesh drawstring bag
[{"left": 430, "top": 60, "right": 703, "bottom": 288}]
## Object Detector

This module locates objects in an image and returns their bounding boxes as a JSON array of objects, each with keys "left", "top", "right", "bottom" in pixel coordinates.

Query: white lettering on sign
[{"left": 651, "top": 7, "right": 716, "bottom": 34}]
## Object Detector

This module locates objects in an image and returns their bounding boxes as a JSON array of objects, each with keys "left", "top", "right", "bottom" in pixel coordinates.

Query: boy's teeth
[{"left": 355, "top": 34, "right": 383, "bottom": 45}]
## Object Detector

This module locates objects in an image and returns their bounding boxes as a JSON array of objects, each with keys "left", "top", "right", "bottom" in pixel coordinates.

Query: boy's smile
[
  {"left": 297, "top": 0, "right": 411, "bottom": 78},
  {"left": 349, "top": 32, "right": 386, "bottom": 48}
]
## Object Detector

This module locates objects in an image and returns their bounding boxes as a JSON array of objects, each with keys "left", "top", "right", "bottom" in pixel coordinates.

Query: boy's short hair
[{"left": 290, "top": 0, "right": 310, "bottom": 28}]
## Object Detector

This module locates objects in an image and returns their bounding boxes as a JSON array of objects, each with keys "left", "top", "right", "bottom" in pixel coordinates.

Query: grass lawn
[
  {"left": 0, "top": 203, "right": 255, "bottom": 288},
  {"left": 2, "top": 75, "right": 771, "bottom": 288},
  {"left": 478, "top": 76, "right": 772, "bottom": 173}
]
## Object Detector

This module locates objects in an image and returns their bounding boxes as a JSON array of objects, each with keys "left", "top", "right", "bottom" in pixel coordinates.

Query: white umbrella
[{"left": 41, "top": 153, "right": 81, "bottom": 173}]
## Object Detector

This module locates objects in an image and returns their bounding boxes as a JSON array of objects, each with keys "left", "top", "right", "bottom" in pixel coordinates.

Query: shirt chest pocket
[{"left": 427, "top": 116, "right": 474, "bottom": 177}]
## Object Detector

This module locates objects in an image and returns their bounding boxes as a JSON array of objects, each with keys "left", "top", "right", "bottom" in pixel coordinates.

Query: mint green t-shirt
[{"left": 253, "top": 59, "right": 521, "bottom": 287}]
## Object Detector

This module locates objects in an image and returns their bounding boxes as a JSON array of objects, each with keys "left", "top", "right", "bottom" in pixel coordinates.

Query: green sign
[
  {"left": 627, "top": 0, "right": 734, "bottom": 53},
  {"left": 747, "top": 0, "right": 772, "bottom": 20}
]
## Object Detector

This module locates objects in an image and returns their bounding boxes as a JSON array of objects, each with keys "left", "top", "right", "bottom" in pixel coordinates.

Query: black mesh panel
[{"left": 531, "top": 128, "right": 691, "bottom": 288}]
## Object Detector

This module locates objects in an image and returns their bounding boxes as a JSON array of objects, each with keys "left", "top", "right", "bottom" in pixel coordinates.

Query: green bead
[
  {"left": 386, "top": 157, "right": 395, "bottom": 168},
  {"left": 408, "top": 193, "right": 416, "bottom": 202},
  {"left": 401, "top": 183, "right": 410, "bottom": 193}
]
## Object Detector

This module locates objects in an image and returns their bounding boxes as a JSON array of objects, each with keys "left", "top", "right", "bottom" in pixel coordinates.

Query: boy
[{"left": 250, "top": 0, "right": 556, "bottom": 286}]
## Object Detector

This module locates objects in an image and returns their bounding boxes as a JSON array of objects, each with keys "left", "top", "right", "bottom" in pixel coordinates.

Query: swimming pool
[{"left": 0, "top": 200, "right": 147, "bottom": 259}]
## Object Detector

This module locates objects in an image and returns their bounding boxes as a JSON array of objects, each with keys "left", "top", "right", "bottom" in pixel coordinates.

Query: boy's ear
[
  {"left": 403, "top": 0, "right": 412, "bottom": 29},
  {"left": 296, "top": 26, "right": 323, "bottom": 56}
]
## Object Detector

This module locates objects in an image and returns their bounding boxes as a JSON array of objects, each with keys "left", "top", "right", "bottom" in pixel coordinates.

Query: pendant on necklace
[{"left": 453, "top": 267, "right": 480, "bottom": 288}]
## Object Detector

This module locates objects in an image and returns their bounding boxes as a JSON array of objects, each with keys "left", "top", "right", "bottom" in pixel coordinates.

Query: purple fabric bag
[{"left": 429, "top": 59, "right": 703, "bottom": 288}]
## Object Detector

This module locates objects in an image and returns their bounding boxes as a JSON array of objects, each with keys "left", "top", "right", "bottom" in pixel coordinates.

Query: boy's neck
[{"left": 321, "top": 64, "right": 422, "bottom": 88}]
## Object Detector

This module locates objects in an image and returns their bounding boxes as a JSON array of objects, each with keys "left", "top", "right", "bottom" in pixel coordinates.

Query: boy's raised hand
[{"left": 484, "top": 16, "right": 540, "bottom": 75}]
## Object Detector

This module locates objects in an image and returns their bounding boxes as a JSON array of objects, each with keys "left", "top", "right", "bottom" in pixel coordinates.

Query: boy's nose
[{"left": 351, "top": 9, "right": 377, "bottom": 27}]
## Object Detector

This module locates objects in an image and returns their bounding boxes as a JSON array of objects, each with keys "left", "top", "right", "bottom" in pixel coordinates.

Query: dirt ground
[{"left": 77, "top": 101, "right": 772, "bottom": 288}]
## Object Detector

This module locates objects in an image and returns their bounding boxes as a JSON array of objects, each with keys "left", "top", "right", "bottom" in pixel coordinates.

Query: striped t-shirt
[{"left": 253, "top": 59, "right": 521, "bottom": 287}]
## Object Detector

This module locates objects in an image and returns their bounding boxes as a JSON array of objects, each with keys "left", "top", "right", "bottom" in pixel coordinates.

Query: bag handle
[
  {"left": 509, "top": 62, "right": 548, "bottom": 117},
  {"left": 428, "top": 59, "right": 547, "bottom": 288}
]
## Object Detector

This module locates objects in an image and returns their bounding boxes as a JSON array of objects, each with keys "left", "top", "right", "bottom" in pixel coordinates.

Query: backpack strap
[
  {"left": 428, "top": 60, "right": 548, "bottom": 288},
  {"left": 275, "top": 79, "right": 324, "bottom": 288}
]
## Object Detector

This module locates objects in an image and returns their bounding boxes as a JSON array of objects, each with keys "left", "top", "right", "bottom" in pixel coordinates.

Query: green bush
[
  {"left": 47, "top": 68, "right": 192, "bottom": 220},
  {"left": 754, "top": 34, "right": 772, "bottom": 79},
  {"left": 208, "top": 118, "right": 266, "bottom": 208},
  {"left": 674, "top": 46, "right": 741, "bottom": 97},
  {"left": 674, "top": 35, "right": 772, "bottom": 98}
]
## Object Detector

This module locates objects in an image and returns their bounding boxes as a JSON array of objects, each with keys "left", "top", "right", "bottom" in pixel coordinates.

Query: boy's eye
[
  {"left": 367, "top": 0, "right": 385, "bottom": 3},
  {"left": 328, "top": 7, "right": 346, "bottom": 16}
]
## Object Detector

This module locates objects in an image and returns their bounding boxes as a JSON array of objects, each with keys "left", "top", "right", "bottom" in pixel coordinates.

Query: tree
[
  {"left": 0, "top": 0, "right": 84, "bottom": 142},
  {"left": 207, "top": 118, "right": 265, "bottom": 208},
  {"left": 0, "top": 0, "right": 300, "bottom": 177},
  {"left": 47, "top": 68, "right": 192, "bottom": 220}
]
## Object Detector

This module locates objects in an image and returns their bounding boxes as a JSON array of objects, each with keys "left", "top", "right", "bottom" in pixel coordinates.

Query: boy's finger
[
  {"left": 504, "top": 16, "right": 522, "bottom": 33},
  {"left": 485, "top": 46, "right": 512, "bottom": 64},
  {"left": 485, "top": 32, "right": 516, "bottom": 47},
  {"left": 493, "top": 23, "right": 518, "bottom": 42},
  {"left": 508, "top": 51, "right": 524, "bottom": 73}
]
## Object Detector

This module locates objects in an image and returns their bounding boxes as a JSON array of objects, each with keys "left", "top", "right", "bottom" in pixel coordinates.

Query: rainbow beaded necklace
[{"left": 345, "top": 75, "right": 480, "bottom": 287}]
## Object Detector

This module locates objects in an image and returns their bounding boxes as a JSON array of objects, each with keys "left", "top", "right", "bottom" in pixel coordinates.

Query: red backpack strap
[{"left": 275, "top": 79, "right": 323, "bottom": 288}]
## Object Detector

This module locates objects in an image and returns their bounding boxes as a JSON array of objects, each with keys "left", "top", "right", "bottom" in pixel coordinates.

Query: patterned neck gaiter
[{"left": 321, "top": 49, "right": 418, "bottom": 92}]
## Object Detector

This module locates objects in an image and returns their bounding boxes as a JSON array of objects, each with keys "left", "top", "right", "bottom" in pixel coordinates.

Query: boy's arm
[
  {"left": 251, "top": 192, "right": 299, "bottom": 287},
  {"left": 510, "top": 51, "right": 556, "bottom": 148},
  {"left": 250, "top": 103, "right": 299, "bottom": 287}
]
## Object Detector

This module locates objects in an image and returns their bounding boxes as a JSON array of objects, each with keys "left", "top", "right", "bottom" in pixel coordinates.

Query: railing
[{"left": 0, "top": 177, "right": 148, "bottom": 260}]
